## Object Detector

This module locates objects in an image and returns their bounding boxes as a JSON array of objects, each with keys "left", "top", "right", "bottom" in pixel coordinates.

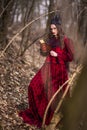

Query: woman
[{"left": 19, "top": 15, "right": 74, "bottom": 129}]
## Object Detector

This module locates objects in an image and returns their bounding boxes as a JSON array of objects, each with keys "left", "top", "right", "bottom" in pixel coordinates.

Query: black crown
[{"left": 50, "top": 15, "right": 61, "bottom": 25}]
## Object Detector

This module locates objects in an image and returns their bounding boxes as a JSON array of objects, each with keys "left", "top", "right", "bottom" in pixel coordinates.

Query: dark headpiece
[{"left": 50, "top": 14, "right": 61, "bottom": 25}]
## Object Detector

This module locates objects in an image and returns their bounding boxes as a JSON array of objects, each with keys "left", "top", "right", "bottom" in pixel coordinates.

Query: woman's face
[{"left": 50, "top": 24, "right": 58, "bottom": 37}]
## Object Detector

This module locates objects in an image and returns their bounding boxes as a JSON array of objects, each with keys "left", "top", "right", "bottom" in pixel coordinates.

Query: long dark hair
[{"left": 48, "top": 24, "right": 65, "bottom": 48}]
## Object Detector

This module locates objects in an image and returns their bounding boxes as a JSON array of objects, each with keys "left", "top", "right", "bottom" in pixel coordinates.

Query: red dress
[{"left": 19, "top": 36, "right": 74, "bottom": 128}]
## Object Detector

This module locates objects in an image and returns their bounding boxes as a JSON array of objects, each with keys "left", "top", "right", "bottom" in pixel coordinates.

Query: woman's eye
[{"left": 51, "top": 28, "right": 56, "bottom": 30}]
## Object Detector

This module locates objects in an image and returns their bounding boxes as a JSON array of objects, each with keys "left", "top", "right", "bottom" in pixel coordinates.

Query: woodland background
[{"left": 0, "top": 0, "right": 87, "bottom": 130}]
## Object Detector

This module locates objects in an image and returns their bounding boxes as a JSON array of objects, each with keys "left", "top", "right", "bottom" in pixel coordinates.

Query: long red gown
[{"left": 19, "top": 36, "right": 74, "bottom": 128}]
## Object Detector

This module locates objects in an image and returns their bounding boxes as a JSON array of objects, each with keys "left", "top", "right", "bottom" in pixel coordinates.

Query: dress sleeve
[{"left": 62, "top": 37, "right": 74, "bottom": 62}]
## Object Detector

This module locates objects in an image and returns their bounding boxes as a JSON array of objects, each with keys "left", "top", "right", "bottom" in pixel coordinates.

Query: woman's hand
[{"left": 50, "top": 50, "right": 58, "bottom": 57}]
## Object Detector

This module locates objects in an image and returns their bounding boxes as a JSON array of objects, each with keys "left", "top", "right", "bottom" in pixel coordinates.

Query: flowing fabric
[{"left": 19, "top": 36, "right": 74, "bottom": 128}]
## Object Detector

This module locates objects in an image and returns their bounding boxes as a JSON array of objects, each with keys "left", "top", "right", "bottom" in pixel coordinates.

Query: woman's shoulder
[
  {"left": 64, "top": 35, "right": 73, "bottom": 43},
  {"left": 64, "top": 35, "right": 69, "bottom": 41}
]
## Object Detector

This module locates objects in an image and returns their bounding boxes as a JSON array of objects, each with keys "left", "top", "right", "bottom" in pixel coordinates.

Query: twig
[
  {"left": 0, "top": 0, "right": 13, "bottom": 18},
  {"left": 77, "top": 7, "right": 87, "bottom": 20}
]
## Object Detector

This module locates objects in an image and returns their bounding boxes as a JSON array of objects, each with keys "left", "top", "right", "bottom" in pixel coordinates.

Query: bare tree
[
  {"left": 46, "top": 0, "right": 56, "bottom": 31},
  {"left": 18, "top": 0, "right": 35, "bottom": 56},
  {"left": 0, "top": 0, "right": 14, "bottom": 50},
  {"left": 78, "top": 0, "right": 87, "bottom": 45}
]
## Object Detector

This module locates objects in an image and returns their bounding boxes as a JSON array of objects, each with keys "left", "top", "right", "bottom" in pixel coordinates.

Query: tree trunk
[
  {"left": 78, "top": 0, "right": 87, "bottom": 45},
  {"left": 46, "top": 0, "right": 56, "bottom": 32},
  {"left": 0, "top": 0, "right": 14, "bottom": 50}
]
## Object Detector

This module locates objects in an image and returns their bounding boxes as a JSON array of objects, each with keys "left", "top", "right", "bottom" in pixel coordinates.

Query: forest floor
[
  {"left": 0, "top": 48, "right": 38, "bottom": 130},
  {"left": 0, "top": 45, "right": 76, "bottom": 130}
]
